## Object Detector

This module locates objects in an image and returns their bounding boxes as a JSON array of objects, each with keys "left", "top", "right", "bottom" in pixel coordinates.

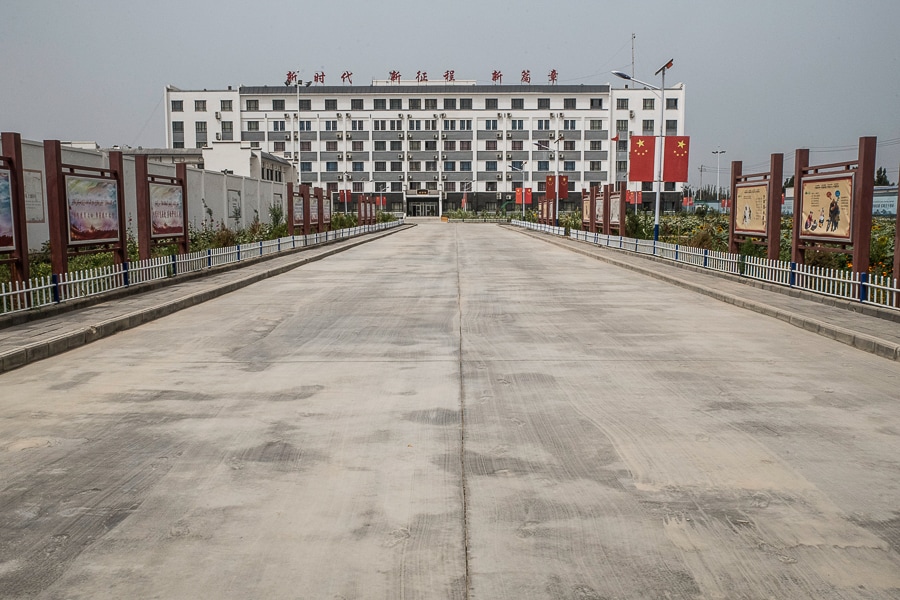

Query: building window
[
  {"left": 643, "top": 98, "right": 655, "bottom": 111},
  {"left": 425, "top": 161, "right": 437, "bottom": 171},
  {"left": 300, "top": 162, "right": 312, "bottom": 172},
  {"left": 642, "top": 120, "right": 655, "bottom": 135},
  {"left": 538, "top": 161, "right": 550, "bottom": 171},
  {"left": 196, "top": 141, "right": 207, "bottom": 148},
  {"left": 222, "top": 121, "right": 233, "bottom": 136},
  {"left": 511, "top": 140, "right": 523, "bottom": 150},
  {"left": 589, "top": 119, "right": 603, "bottom": 130},
  {"left": 273, "top": 99, "right": 285, "bottom": 111},
  {"left": 325, "top": 162, "right": 338, "bottom": 172},
  {"left": 445, "top": 182, "right": 457, "bottom": 192},
  {"left": 351, "top": 120, "right": 364, "bottom": 131},
  {"left": 325, "top": 99, "right": 337, "bottom": 111},
  {"left": 460, "top": 140, "right": 472, "bottom": 151},
  {"left": 563, "top": 140, "right": 575, "bottom": 150},
  {"left": 616, "top": 98, "right": 628, "bottom": 110},
  {"left": 326, "top": 141, "right": 338, "bottom": 151},
  {"left": 538, "top": 98, "right": 550, "bottom": 110},
  {"left": 274, "top": 141, "right": 285, "bottom": 152},
  {"left": 486, "top": 182, "right": 497, "bottom": 192},
  {"left": 589, "top": 161, "right": 602, "bottom": 171},
  {"left": 443, "top": 140, "right": 456, "bottom": 151},
  {"left": 374, "top": 99, "right": 386, "bottom": 110},
  {"left": 511, "top": 160, "right": 526, "bottom": 171},
  {"left": 409, "top": 140, "right": 421, "bottom": 151},
  {"left": 352, "top": 140, "right": 364, "bottom": 151},
  {"left": 195, "top": 100, "right": 206, "bottom": 112},
  {"left": 511, "top": 98, "right": 524, "bottom": 110},
  {"left": 590, "top": 98, "right": 603, "bottom": 109},
  {"left": 537, "top": 182, "right": 545, "bottom": 192},
  {"left": 374, "top": 140, "right": 386, "bottom": 151},
  {"left": 424, "top": 119, "right": 437, "bottom": 131},
  {"left": 484, "top": 119, "right": 498, "bottom": 130},
  {"left": 221, "top": 100, "right": 232, "bottom": 112},
  {"left": 563, "top": 120, "right": 576, "bottom": 130},
  {"left": 373, "top": 120, "right": 386, "bottom": 131},
  {"left": 350, "top": 99, "right": 364, "bottom": 110},
  {"left": 172, "top": 121, "right": 184, "bottom": 133},
  {"left": 510, "top": 119, "right": 524, "bottom": 130},
  {"left": 375, "top": 162, "right": 387, "bottom": 171},
  {"left": 486, "top": 140, "right": 497, "bottom": 151},
  {"left": 390, "top": 140, "right": 402, "bottom": 151},
  {"left": 616, "top": 160, "right": 628, "bottom": 172},
  {"left": 485, "top": 98, "right": 498, "bottom": 110},
  {"left": 666, "top": 120, "right": 678, "bottom": 135},
  {"left": 390, "top": 161, "right": 402, "bottom": 171},
  {"left": 247, "top": 99, "right": 259, "bottom": 111},
  {"left": 444, "top": 161, "right": 456, "bottom": 171},
  {"left": 563, "top": 161, "right": 575, "bottom": 171},
  {"left": 459, "top": 119, "right": 472, "bottom": 130},
  {"left": 351, "top": 182, "right": 364, "bottom": 193},
  {"left": 425, "top": 98, "right": 437, "bottom": 110},
  {"left": 173, "top": 141, "right": 184, "bottom": 148},
  {"left": 409, "top": 161, "right": 421, "bottom": 172},
  {"left": 460, "top": 161, "right": 472, "bottom": 171},
  {"left": 171, "top": 100, "right": 183, "bottom": 112},
  {"left": 616, "top": 119, "right": 628, "bottom": 131},
  {"left": 536, "top": 119, "right": 550, "bottom": 130},
  {"left": 664, "top": 182, "right": 676, "bottom": 191},
  {"left": 352, "top": 161, "right": 364, "bottom": 172},
  {"left": 485, "top": 161, "right": 497, "bottom": 172},
  {"left": 590, "top": 140, "right": 602, "bottom": 151},
  {"left": 409, "top": 119, "right": 421, "bottom": 131},
  {"left": 247, "top": 121, "right": 259, "bottom": 131},
  {"left": 443, "top": 120, "right": 456, "bottom": 131},
  {"left": 443, "top": 98, "right": 456, "bottom": 110},
  {"left": 460, "top": 98, "right": 472, "bottom": 110},
  {"left": 298, "top": 99, "right": 311, "bottom": 111},
  {"left": 617, "top": 140, "right": 628, "bottom": 152},
  {"left": 298, "top": 120, "right": 312, "bottom": 130},
  {"left": 563, "top": 98, "right": 576, "bottom": 110},
  {"left": 666, "top": 98, "right": 678, "bottom": 110},
  {"left": 409, "top": 98, "right": 422, "bottom": 110},
  {"left": 272, "top": 121, "right": 285, "bottom": 131},
  {"left": 642, "top": 182, "right": 654, "bottom": 192},
  {"left": 299, "top": 141, "right": 311, "bottom": 151},
  {"left": 390, "top": 98, "right": 402, "bottom": 110},
  {"left": 325, "top": 120, "right": 338, "bottom": 131}
]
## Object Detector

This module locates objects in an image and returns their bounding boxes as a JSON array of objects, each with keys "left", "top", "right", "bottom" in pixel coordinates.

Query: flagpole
[{"left": 654, "top": 66, "right": 664, "bottom": 242}]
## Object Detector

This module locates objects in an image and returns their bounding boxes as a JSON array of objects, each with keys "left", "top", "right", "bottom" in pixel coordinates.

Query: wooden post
[
  {"left": 851, "top": 136, "right": 876, "bottom": 274},
  {"left": 176, "top": 163, "right": 189, "bottom": 254},
  {"left": 43, "top": 140, "right": 68, "bottom": 274},
  {"left": 1, "top": 133, "right": 29, "bottom": 282},
  {"left": 728, "top": 160, "right": 743, "bottom": 253},
  {"left": 315, "top": 187, "right": 325, "bottom": 232},
  {"left": 791, "top": 148, "right": 809, "bottom": 264},
  {"left": 767, "top": 154, "right": 784, "bottom": 260},
  {"left": 301, "top": 184, "right": 311, "bottom": 236},
  {"left": 602, "top": 184, "right": 611, "bottom": 236},
  {"left": 894, "top": 166, "right": 900, "bottom": 302},
  {"left": 134, "top": 155, "right": 152, "bottom": 260}
]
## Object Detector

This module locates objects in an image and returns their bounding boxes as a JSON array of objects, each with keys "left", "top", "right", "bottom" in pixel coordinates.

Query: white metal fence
[
  {"left": 1, "top": 221, "right": 402, "bottom": 316},
  {"left": 513, "top": 220, "right": 900, "bottom": 312}
]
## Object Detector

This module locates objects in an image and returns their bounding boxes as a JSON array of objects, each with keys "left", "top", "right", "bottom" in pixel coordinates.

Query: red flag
[
  {"left": 628, "top": 136, "right": 655, "bottom": 182},
  {"left": 611, "top": 134, "right": 619, "bottom": 143},
  {"left": 558, "top": 175, "right": 569, "bottom": 199},
  {"left": 525, "top": 188, "right": 532, "bottom": 206},
  {"left": 515, "top": 188, "right": 523, "bottom": 205},
  {"left": 662, "top": 136, "right": 690, "bottom": 182},
  {"left": 545, "top": 175, "right": 556, "bottom": 200},
  {"left": 626, "top": 190, "right": 634, "bottom": 204},
  {"left": 462, "top": 191, "right": 467, "bottom": 209}
]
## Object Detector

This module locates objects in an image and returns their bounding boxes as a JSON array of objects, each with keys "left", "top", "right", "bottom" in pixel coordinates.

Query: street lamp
[
  {"left": 509, "top": 161, "right": 528, "bottom": 219},
  {"left": 712, "top": 148, "right": 726, "bottom": 212},
  {"left": 613, "top": 58, "right": 674, "bottom": 241},
  {"left": 534, "top": 138, "right": 563, "bottom": 227}
]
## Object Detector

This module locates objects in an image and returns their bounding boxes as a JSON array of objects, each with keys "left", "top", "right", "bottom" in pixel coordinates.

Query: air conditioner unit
[
  {"left": 506, "top": 132, "right": 512, "bottom": 139},
  {"left": 284, "top": 113, "right": 289, "bottom": 119},
  {"left": 506, "top": 174, "right": 512, "bottom": 180},
  {"left": 433, "top": 155, "right": 438, "bottom": 160},
  {"left": 398, "top": 174, "right": 404, "bottom": 179},
  {"left": 442, "top": 174, "right": 447, "bottom": 180},
  {"left": 496, "top": 153, "right": 502, "bottom": 159},
  {"left": 441, "top": 133, "right": 447, "bottom": 139},
  {"left": 496, "top": 132, "right": 502, "bottom": 139},
  {"left": 496, "top": 192, "right": 502, "bottom": 199},
  {"left": 433, "top": 134, "right": 438, "bottom": 139},
  {"left": 549, "top": 132, "right": 555, "bottom": 138},
  {"left": 559, "top": 113, "right": 564, "bottom": 118},
  {"left": 433, "top": 175, "right": 439, "bottom": 180},
  {"left": 560, "top": 153, "right": 565, "bottom": 159},
  {"left": 215, "top": 133, "right": 221, "bottom": 140},
  {"left": 440, "top": 113, "right": 446, "bottom": 118},
  {"left": 346, "top": 133, "right": 352, "bottom": 139},
  {"left": 506, "top": 153, "right": 512, "bottom": 159},
  {"left": 215, "top": 112, "right": 221, "bottom": 119},
  {"left": 549, "top": 153, "right": 555, "bottom": 159},
  {"left": 337, "top": 175, "right": 343, "bottom": 181},
  {"left": 293, "top": 132, "right": 298, "bottom": 140},
  {"left": 441, "top": 154, "right": 447, "bottom": 160},
  {"left": 407, "top": 114, "right": 412, "bottom": 119},
  {"left": 629, "top": 110, "right": 635, "bottom": 119},
  {"left": 347, "top": 153, "right": 352, "bottom": 159},
  {"left": 346, "top": 174, "right": 352, "bottom": 180},
  {"left": 337, "top": 153, "right": 343, "bottom": 159},
  {"left": 498, "top": 112, "right": 503, "bottom": 118},
  {"left": 398, "top": 132, "right": 404, "bottom": 138},
  {"left": 336, "top": 133, "right": 343, "bottom": 139},
  {"left": 550, "top": 112, "right": 555, "bottom": 118},
  {"left": 398, "top": 153, "right": 403, "bottom": 159},
  {"left": 496, "top": 174, "right": 502, "bottom": 180},
  {"left": 407, "top": 174, "right": 413, "bottom": 180},
  {"left": 507, "top": 113, "right": 512, "bottom": 118},
  {"left": 407, "top": 133, "right": 413, "bottom": 139}
]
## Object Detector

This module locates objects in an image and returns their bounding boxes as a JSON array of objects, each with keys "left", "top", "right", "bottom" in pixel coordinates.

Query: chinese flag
[
  {"left": 558, "top": 175, "right": 569, "bottom": 199},
  {"left": 515, "top": 188, "right": 523, "bottom": 205},
  {"left": 628, "top": 136, "right": 656, "bottom": 182},
  {"left": 545, "top": 175, "right": 556, "bottom": 200},
  {"left": 525, "top": 188, "right": 532, "bottom": 205},
  {"left": 663, "top": 136, "right": 690, "bottom": 182}
]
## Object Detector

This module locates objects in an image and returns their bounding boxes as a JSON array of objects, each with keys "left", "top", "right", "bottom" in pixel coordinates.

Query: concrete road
[{"left": 1, "top": 221, "right": 899, "bottom": 599}]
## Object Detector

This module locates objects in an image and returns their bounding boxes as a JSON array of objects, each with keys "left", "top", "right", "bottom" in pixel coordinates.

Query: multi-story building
[{"left": 164, "top": 79, "right": 686, "bottom": 215}]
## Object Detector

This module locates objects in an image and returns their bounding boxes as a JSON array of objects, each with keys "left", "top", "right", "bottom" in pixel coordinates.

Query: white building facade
[{"left": 164, "top": 80, "right": 685, "bottom": 215}]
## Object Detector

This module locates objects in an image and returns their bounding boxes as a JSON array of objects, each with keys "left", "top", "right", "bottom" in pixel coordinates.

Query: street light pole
[
  {"left": 712, "top": 148, "right": 726, "bottom": 212},
  {"left": 510, "top": 161, "right": 528, "bottom": 219},
  {"left": 612, "top": 59, "right": 674, "bottom": 241}
]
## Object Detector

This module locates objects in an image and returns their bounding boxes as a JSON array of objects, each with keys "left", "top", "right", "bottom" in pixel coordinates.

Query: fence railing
[
  {"left": 1, "top": 221, "right": 402, "bottom": 316},
  {"left": 513, "top": 220, "right": 900, "bottom": 312}
]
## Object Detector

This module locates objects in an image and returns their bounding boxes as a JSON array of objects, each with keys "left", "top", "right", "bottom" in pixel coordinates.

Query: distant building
[{"left": 164, "top": 79, "right": 686, "bottom": 215}]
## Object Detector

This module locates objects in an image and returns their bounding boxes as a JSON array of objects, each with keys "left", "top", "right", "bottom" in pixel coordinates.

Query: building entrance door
[{"left": 408, "top": 201, "right": 438, "bottom": 217}]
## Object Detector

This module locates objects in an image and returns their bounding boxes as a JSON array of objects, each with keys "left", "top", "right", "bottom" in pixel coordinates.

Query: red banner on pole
[
  {"left": 628, "top": 136, "right": 656, "bottom": 182},
  {"left": 515, "top": 188, "right": 523, "bottom": 205},
  {"left": 525, "top": 188, "right": 532, "bottom": 205},
  {"left": 545, "top": 175, "right": 556, "bottom": 200},
  {"left": 663, "top": 136, "right": 690, "bottom": 182},
  {"left": 558, "top": 175, "right": 568, "bottom": 199}
]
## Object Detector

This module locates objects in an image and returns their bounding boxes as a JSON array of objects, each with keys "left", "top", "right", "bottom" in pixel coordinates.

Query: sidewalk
[
  {"left": 510, "top": 226, "right": 900, "bottom": 363},
  {"left": 0, "top": 225, "right": 412, "bottom": 374}
]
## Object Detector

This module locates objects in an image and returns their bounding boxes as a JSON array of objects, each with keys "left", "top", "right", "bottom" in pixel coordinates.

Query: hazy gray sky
[{"left": 2, "top": 0, "right": 899, "bottom": 187}]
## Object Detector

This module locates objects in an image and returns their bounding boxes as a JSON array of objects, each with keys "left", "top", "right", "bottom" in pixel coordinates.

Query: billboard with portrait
[
  {"left": 149, "top": 182, "right": 184, "bottom": 238},
  {"left": 0, "top": 168, "right": 14, "bottom": 251},
  {"left": 734, "top": 182, "right": 769, "bottom": 235},
  {"left": 292, "top": 197, "right": 304, "bottom": 227},
  {"left": 65, "top": 175, "right": 120, "bottom": 245},
  {"left": 310, "top": 200, "right": 319, "bottom": 224},
  {"left": 799, "top": 174, "right": 853, "bottom": 242},
  {"left": 610, "top": 191, "right": 621, "bottom": 226}
]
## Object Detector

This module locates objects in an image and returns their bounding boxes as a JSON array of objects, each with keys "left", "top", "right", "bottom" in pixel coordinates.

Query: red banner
[
  {"left": 558, "top": 175, "right": 568, "bottom": 199},
  {"left": 515, "top": 188, "right": 523, "bottom": 205},
  {"left": 525, "top": 188, "right": 532, "bottom": 205},
  {"left": 628, "top": 136, "right": 656, "bottom": 182},
  {"left": 663, "top": 136, "right": 690, "bottom": 182},
  {"left": 545, "top": 175, "right": 556, "bottom": 200}
]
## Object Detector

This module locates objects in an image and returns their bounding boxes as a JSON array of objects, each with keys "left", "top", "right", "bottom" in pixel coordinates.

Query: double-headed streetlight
[
  {"left": 509, "top": 160, "right": 528, "bottom": 219},
  {"left": 612, "top": 59, "right": 674, "bottom": 241},
  {"left": 534, "top": 137, "right": 563, "bottom": 226}
]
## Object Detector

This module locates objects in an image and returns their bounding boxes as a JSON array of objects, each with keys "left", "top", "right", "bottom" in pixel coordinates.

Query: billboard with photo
[
  {"left": 149, "top": 182, "right": 185, "bottom": 238},
  {"left": 65, "top": 175, "right": 120, "bottom": 245},
  {"left": 0, "top": 168, "right": 14, "bottom": 251},
  {"left": 293, "top": 197, "right": 304, "bottom": 227},
  {"left": 310, "top": 200, "right": 319, "bottom": 224},
  {"left": 734, "top": 182, "right": 769, "bottom": 235},
  {"left": 610, "top": 191, "right": 621, "bottom": 226},
  {"left": 799, "top": 174, "right": 853, "bottom": 242}
]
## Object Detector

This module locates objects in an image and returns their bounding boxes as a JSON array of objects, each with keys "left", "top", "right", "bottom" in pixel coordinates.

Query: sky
[{"left": 2, "top": 0, "right": 899, "bottom": 189}]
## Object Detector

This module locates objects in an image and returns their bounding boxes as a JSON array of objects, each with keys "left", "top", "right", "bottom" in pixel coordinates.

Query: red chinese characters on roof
[
  {"left": 492, "top": 70, "right": 503, "bottom": 84},
  {"left": 314, "top": 71, "right": 325, "bottom": 84},
  {"left": 389, "top": 70, "right": 401, "bottom": 83},
  {"left": 548, "top": 69, "right": 558, "bottom": 84},
  {"left": 521, "top": 70, "right": 531, "bottom": 84},
  {"left": 341, "top": 71, "right": 352, "bottom": 84},
  {"left": 444, "top": 70, "right": 455, "bottom": 82}
]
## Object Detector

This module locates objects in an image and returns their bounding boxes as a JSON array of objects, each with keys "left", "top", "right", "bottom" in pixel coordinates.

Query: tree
[
  {"left": 784, "top": 175, "right": 794, "bottom": 188},
  {"left": 874, "top": 166, "right": 892, "bottom": 186}
]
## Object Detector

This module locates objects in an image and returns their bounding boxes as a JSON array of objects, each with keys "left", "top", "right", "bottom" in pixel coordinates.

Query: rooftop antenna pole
[{"left": 631, "top": 33, "right": 636, "bottom": 78}]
